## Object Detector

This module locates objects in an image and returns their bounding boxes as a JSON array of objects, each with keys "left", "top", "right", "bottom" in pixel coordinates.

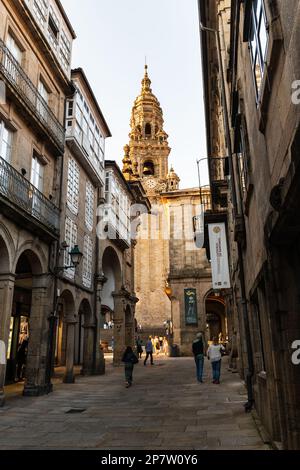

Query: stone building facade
[
  {"left": 54, "top": 68, "right": 111, "bottom": 384},
  {"left": 122, "top": 66, "right": 220, "bottom": 354},
  {"left": 99, "top": 161, "right": 149, "bottom": 365},
  {"left": 0, "top": 0, "right": 75, "bottom": 404},
  {"left": 199, "top": 0, "right": 300, "bottom": 450},
  {"left": 0, "top": 0, "right": 143, "bottom": 405}
]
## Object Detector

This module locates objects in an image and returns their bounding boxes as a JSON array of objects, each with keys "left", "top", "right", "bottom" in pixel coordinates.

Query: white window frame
[
  {"left": 0, "top": 121, "right": 13, "bottom": 163},
  {"left": 64, "top": 217, "right": 77, "bottom": 279},
  {"left": 85, "top": 180, "right": 94, "bottom": 232},
  {"left": 82, "top": 235, "right": 93, "bottom": 288},
  {"left": 30, "top": 152, "right": 44, "bottom": 192},
  {"left": 6, "top": 33, "right": 23, "bottom": 64},
  {"left": 67, "top": 157, "right": 80, "bottom": 215}
]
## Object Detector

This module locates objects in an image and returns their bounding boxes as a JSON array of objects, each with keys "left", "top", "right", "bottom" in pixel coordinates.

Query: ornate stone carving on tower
[{"left": 123, "top": 65, "right": 175, "bottom": 198}]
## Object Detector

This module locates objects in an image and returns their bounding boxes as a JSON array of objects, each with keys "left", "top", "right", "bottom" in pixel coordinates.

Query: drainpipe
[{"left": 200, "top": 21, "right": 254, "bottom": 411}]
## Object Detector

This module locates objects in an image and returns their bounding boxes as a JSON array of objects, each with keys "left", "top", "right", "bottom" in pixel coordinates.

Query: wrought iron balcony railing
[
  {"left": 0, "top": 39, "right": 65, "bottom": 151},
  {"left": 0, "top": 156, "right": 60, "bottom": 234}
]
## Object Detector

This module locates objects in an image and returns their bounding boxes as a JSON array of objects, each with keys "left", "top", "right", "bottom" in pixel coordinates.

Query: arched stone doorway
[
  {"left": 101, "top": 246, "right": 122, "bottom": 363},
  {"left": 55, "top": 289, "right": 76, "bottom": 384},
  {"left": 75, "top": 298, "right": 94, "bottom": 376},
  {"left": 205, "top": 291, "right": 227, "bottom": 343},
  {"left": 7, "top": 247, "right": 49, "bottom": 397}
]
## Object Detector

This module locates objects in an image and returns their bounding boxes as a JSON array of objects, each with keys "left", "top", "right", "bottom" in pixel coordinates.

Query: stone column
[
  {"left": 23, "top": 274, "right": 52, "bottom": 397},
  {"left": 112, "top": 292, "right": 126, "bottom": 366},
  {"left": 93, "top": 276, "right": 106, "bottom": 375},
  {"left": 63, "top": 320, "right": 76, "bottom": 383},
  {"left": 0, "top": 274, "right": 15, "bottom": 407},
  {"left": 81, "top": 323, "right": 95, "bottom": 376}
]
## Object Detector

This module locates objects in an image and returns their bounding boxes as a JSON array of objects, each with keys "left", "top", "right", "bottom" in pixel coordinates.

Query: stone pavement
[{"left": 0, "top": 357, "right": 270, "bottom": 450}]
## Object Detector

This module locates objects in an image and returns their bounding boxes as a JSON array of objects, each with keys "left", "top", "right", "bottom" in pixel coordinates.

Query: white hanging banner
[{"left": 208, "top": 223, "right": 231, "bottom": 289}]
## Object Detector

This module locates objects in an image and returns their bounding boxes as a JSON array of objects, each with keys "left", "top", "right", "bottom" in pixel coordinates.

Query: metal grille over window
[
  {"left": 82, "top": 235, "right": 93, "bottom": 288},
  {"left": 67, "top": 157, "right": 80, "bottom": 215},
  {"left": 64, "top": 218, "right": 77, "bottom": 279},
  {"left": 85, "top": 180, "right": 94, "bottom": 232}
]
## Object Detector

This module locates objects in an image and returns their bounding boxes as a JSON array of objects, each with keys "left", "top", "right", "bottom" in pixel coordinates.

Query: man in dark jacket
[
  {"left": 122, "top": 346, "right": 138, "bottom": 388},
  {"left": 192, "top": 333, "right": 205, "bottom": 383}
]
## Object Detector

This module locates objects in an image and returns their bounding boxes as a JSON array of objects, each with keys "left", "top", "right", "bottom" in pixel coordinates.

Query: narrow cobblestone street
[{"left": 0, "top": 357, "right": 270, "bottom": 450}]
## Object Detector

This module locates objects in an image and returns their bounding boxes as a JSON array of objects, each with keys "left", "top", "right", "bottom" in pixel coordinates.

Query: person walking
[
  {"left": 16, "top": 339, "right": 28, "bottom": 381},
  {"left": 207, "top": 337, "right": 225, "bottom": 384},
  {"left": 144, "top": 336, "right": 154, "bottom": 366},
  {"left": 136, "top": 336, "right": 143, "bottom": 359},
  {"left": 122, "top": 346, "right": 138, "bottom": 388},
  {"left": 192, "top": 332, "right": 205, "bottom": 383}
]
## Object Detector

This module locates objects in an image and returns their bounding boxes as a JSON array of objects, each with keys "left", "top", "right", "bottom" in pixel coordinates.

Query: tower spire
[{"left": 142, "top": 63, "right": 152, "bottom": 94}]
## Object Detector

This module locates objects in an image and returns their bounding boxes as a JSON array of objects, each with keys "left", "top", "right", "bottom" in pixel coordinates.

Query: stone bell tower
[
  {"left": 122, "top": 66, "right": 178, "bottom": 334},
  {"left": 123, "top": 65, "right": 173, "bottom": 200}
]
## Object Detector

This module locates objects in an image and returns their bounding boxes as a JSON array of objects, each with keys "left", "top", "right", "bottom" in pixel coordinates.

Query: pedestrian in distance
[
  {"left": 136, "top": 336, "right": 143, "bottom": 359},
  {"left": 192, "top": 332, "right": 205, "bottom": 383},
  {"left": 207, "top": 337, "right": 225, "bottom": 384},
  {"left": 144, "top": 336, "right": 154, "bottom": 366},
  {"left": 122, "top": 346, "right": 139, "bottom": 388}
]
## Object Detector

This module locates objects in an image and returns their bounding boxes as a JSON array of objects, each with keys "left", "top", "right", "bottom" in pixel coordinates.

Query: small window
[
  {"left": 0, "top": 121, "right": 13, "bottom": 163},
  {"left": 48, "top": 7, "right": 59, "bottom": 43},
  {"left": 145, "top": 123, "right": 152, "bottom": 136}
]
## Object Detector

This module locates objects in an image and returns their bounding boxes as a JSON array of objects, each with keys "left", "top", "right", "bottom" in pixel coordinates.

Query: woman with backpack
[{"left": 122, "top": 346, "right": 139, "bottom": 388}]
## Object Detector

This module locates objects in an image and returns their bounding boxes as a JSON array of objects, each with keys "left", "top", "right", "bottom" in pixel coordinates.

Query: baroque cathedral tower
[
  {"left": 122, "top": 66, "right": 213, "bottom": 352},
  {"left": 122, "top": 65, "right": 179, "bottom": 196},
  {"left": 122, "top": 66, "right": 180, "bottom": 332}
]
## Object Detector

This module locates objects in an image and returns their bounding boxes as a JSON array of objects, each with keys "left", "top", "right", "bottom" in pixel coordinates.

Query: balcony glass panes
[
  {"left": 68, "top": 91, "right": 105, "bottom": 166},
  {"left": 104, "top": 171, "right": 131, "bottom": 244},
  {"left": 33, "top": 0, "right": 48, "bottom": 28},
  {"left": 60, "top": 30, "right": 71, "bottom": 70},
  {"left": 249, "top": 0, "right": 269, "bottom": 100},
  {"left": 67, "top": 157, "right": 80, "bottom": 215},
  {"left": 82, "top": 235, "right": 93, "bottom": 288},
  {"left": 48, "top": 6, "right": 60, "bottom": 49},
  {"left": 85, "top": 180, "right": 94, "bottom": 232},
  {"left": 64, "top": 217, "right": 77, "bottom": 279}
]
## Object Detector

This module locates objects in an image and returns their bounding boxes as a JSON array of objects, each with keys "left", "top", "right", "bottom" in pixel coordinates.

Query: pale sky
[{"left": 61, "top": 0, "right": 209, "bottom": 188}]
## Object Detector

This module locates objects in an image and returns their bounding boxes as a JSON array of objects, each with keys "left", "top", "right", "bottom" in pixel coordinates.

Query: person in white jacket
[{"left": 207, "top": 337, "right": 225, "bottom": 384}]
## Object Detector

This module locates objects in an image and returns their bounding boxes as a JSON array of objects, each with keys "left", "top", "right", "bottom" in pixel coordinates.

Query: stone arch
[
  {"left": 143, "top": 160, "right": 155, "bottom": 176},
  {"left": 0, "top": 233, "right": 11, "bottom": 274},
  {"left": 102, "top": 246, "right": 122, "bottom": 312},
  {"left": 204, "top": 289, "right": 227, "bottom": 342},
  {"left": 13, "top": 242, "right": 47, "bottom": 275},
  {"left": 0, "top": 222, "right": 15, "bottom": 273},
  {"left": 55, "top": 289, "right": 76, "bottom": 382}
]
